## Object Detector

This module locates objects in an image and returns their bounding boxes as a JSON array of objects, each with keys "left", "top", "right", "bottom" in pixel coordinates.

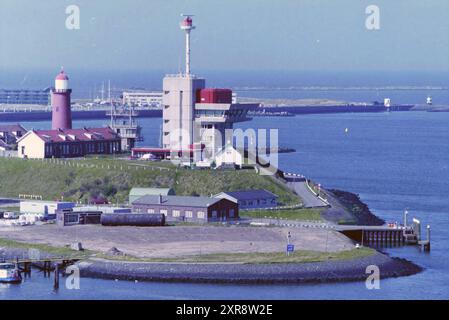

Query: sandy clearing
[{"left": 0, "top": 224, "right": 355, "bottom": 258}]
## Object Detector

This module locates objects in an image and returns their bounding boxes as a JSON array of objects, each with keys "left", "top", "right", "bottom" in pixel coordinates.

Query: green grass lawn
[
  {"left": 0, "top": 157, "right": 300, "bottom": 205},
  {"left": 242, "top": 208, "right": 325, "bottom": 221},
  {"left": 96, "top": 247, "right": 375, "bottom": 264},
  {"left": 0, "top": 238, "right": 93, "bottom": 259},
  {"left": 0, "top": 236, "right": 374, "bottom": 264}
]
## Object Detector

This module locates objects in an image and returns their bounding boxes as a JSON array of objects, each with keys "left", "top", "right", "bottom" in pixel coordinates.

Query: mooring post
[
  {"left": 404, "top": 209, "right": 408, "bottom": 228},
  {"left": 54, "top": 263, "right": 59, "bottom": 289},
  {"left": 426, "top": 225, "right": 431, "bottom": 252},
  {"left": 45, "top": 261, "right": 51, "bottom": 277},
  {"left": 25, "top": 262, "right": 31, "bottom": 275}
]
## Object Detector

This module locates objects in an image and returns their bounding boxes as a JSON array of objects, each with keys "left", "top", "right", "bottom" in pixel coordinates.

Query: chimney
[{"left": 158, "top": 194, "right": 162, "bottom": 204}]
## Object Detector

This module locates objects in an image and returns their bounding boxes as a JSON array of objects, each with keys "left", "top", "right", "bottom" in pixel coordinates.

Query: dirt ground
[{"left": 0, "top": 224, "right": 355, "bottom": 258}]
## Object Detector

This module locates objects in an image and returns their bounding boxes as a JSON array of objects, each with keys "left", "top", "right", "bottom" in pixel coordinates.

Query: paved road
[{"left": 286, "top": 179, "right": 328, "bottom": 208}]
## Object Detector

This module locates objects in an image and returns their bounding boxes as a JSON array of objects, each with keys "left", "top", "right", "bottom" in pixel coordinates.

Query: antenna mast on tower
[{"left": 180, "top": 14, "right": 195, "bottom": 76}]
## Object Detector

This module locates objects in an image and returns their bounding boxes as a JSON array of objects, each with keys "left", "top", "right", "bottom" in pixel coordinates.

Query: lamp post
[{"left": 286, "top": 231, "right": 292, "bottom": 256}]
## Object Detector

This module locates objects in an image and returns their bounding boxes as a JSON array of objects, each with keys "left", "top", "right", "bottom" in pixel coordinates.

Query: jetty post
[
  {"left": 413, "top": 218, "right": 422, "bottom": 241},
  {"left": 423, "top": 225, "right": 431, "bottom": 252},
  {"left": 54, "top": 263, "right": 60, "bottom": 289},
  {"left": 404, "top": 209, "right": 408, "bottom": 228}
]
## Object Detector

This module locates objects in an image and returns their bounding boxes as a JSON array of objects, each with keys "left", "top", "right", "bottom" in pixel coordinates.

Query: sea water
[{"left": 1, "top": 111, "right": 448, "bottom": 299}]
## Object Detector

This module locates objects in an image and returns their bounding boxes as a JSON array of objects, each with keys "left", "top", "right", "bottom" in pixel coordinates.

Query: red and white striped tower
[{"left": 51, "top": 68, "right": 72, "bottom": 130}]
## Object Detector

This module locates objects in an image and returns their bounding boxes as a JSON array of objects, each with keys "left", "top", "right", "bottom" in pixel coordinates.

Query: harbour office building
[{"left": 132, "top": 195, "right": 239, "bottom": 223}]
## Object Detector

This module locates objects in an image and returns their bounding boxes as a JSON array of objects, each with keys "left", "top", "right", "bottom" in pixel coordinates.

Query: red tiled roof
[{"left": 32, "top": 127, "right": 119, "bottom": 143}]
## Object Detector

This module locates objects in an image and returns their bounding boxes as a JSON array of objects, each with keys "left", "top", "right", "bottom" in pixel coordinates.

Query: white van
[{"left": 3, "top": 212, "right": 20, "bottom": 219}]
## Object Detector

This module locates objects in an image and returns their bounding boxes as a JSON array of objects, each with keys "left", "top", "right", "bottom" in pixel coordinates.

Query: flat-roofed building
[
  {"left": 20, "top": 200, "right": 75, "bottom": 216},
  {"left": 122, "top": 91, "right": 163, "bottom": 107},
  {"left": 0, "top": 88, "right": 50, "bottom": 105}
]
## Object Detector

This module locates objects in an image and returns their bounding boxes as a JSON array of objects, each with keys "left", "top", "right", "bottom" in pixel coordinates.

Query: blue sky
[{"left": 1, "top": 0, "right": 449, "bottom": 73}]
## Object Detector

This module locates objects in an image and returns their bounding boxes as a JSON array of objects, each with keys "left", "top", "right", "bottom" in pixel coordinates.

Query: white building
[
  {"left": 20, "top": 200, "right": 75, "bottom": 215},
  {"left": 161, "top": 16, "right": 257, "bottom": 161},
  {"left": 162, "top": 75, "right": 206, "bottom": 150},
  {"left": 122, "top": 91, "right": 162, "bottom": 107},
  {"left": 214, "top": 144, "right": 243, "bottom": 168}
]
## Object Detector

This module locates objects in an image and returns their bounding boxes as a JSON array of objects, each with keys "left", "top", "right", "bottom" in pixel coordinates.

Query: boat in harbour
[{"left": 0, "top": 262, "right": 22, "bottom": 283}]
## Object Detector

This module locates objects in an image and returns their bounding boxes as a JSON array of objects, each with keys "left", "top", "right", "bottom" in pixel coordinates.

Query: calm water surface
[{"left": 1, "top": 111, "right": 448, "bottom": 299}]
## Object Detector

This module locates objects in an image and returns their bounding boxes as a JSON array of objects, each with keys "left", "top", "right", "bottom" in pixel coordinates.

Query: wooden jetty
[{"left": 2, "top": 256, "right": 83, "bottom": 289}]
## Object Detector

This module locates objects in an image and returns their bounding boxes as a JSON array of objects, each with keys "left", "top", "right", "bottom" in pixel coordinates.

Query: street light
[{"left": 286, "top": 231, "right": 292, "bottom": 256}]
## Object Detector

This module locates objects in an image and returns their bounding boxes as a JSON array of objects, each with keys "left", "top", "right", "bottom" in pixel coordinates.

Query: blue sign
[{"left": 287, "top": 244, "right": 295, "bottom": 252}]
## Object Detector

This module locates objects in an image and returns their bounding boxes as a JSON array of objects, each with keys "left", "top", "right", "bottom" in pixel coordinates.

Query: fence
[{"left": 18, "top": 157, "right": 173, "bottom": 173}]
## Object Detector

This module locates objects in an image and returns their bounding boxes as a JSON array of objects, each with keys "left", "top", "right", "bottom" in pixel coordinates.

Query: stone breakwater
[
  {"left": 76, "top": 252, "right": 422, "bottom": 284},
  {"left": 0, "top": 245, "right": 422, "bottom": 284}
]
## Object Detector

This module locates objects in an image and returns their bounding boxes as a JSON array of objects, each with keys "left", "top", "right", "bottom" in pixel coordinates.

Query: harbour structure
[
  {"left": 122, "top": 90, "right": 237, "bottom": 108},
  {"left": 132, "top": 194, "right": 239, "bottom": 223},
  {"left": 107, "top": 104, "right": 143, "bottom": 151},
  {"left": 0, "top": 88, "right": 50, "bottom": 105},
  {"left": 122, "top": 91, "right": 163, "bottom": 107},
  {"left": 158, "top": 15, "right": 257, "bottom": 162},
  {"left": 51, "top": 69, "right": 72, "bottom": 130},
  {"left": 337, "top": 212, "right": 431, "bottom": 251}
]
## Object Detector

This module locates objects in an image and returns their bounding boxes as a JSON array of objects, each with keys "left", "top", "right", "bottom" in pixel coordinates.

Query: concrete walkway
[{"left": 286, "top": 178, "right": 328, "bottom": 208}]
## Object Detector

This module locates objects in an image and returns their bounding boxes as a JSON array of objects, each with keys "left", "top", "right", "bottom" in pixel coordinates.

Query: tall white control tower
[{"left": 161, "top": 15, "right": 257, "bottom": 161}]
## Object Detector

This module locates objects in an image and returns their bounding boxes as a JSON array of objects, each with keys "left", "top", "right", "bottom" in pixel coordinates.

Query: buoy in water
[{"left": 344, "top": 128, "right": 349, "bottom": 133}]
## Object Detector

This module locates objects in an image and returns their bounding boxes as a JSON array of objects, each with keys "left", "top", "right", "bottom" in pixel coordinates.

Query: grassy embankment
[
  {"left": 0, "top": 237, "right": 375, "bottom": 264},
  {"left": 95, "top": 247, "right": 375, "bottom": 264},
  {"left": 152, "top": 247, "right": 374, "bottom": 263},
  {"left": 0, "top": 156, "right": 297, "bottom": 205},
  {"left": 242, "top": 208, "right": 325, "bottom": 221},
  {"left": 0, "top": 157, "right": 332, "bottom": 221}
]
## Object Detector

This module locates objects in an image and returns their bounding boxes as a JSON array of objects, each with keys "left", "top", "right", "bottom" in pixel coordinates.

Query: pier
[
  {"left": 337, "top": 225, "right": 408, "bottom": 246},
  {"left": 336, "top": 214, "right": 431, "bottom": 252},
  {"left": 3, "top": 256, "right": 82, "bottom": 289}
]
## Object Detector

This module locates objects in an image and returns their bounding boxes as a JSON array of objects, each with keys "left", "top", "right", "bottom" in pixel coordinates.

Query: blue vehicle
[{"left": 0, "top": 263, "right": 22, "bottom": 283}]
